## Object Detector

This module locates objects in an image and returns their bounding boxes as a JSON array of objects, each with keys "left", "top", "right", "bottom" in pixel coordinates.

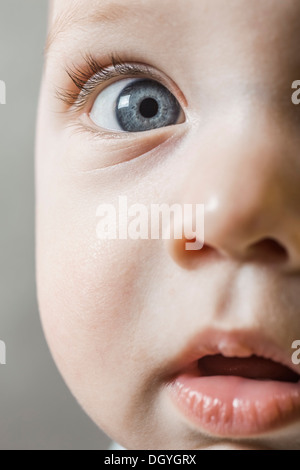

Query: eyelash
[{"left": 56, "top": 53, "right": 158, "bottom": 112}]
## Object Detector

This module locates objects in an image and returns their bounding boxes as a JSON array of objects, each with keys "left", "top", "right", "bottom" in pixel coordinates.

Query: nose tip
[
  {"left": 201, "top": 192, "right": 289, "bottom": 264},
  {"left": 168, "top": 185, "right": 294, "bottom": 271}
]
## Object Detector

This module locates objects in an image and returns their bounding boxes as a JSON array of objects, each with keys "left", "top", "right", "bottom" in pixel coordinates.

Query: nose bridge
[{"left": 188, "top": 106, "right": 285, "bottom": 214}]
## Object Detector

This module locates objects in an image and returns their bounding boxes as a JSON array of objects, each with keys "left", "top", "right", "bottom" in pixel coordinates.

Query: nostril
[
  {"left": 169, "top": 237, "right": 218, "bottom": 269},
  {"left": 247, "top": 238, "right": 288, "bottom": 263},
  {"left": 169, "top": 236, "right": 288, "bottom": 270}
]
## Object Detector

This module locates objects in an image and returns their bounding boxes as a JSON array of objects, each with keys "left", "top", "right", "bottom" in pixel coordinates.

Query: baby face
[{"left": 36, "top": 0, "right": 300, "bottom": 449}]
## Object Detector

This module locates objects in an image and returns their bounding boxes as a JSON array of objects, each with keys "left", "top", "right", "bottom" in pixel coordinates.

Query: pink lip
[{"left": 167, "top": 329, "right": 300, "bottom": 437}]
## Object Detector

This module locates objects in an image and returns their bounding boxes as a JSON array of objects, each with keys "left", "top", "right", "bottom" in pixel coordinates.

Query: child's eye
[{"left": 89, "top": 77, "right": 185, "bottom": 133}]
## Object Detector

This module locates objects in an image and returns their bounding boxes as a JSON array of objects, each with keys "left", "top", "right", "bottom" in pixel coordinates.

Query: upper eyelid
[
  {"left": 57, "top": 56, "right": 159, "bottom": 109},
  {"left": 55, "top": 54, "right": 187, "bottom": 111}
]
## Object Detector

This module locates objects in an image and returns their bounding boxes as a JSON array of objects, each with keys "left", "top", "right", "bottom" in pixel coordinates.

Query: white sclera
[{"left": 90, "top": 78, "right": 143, "bottom": 131}]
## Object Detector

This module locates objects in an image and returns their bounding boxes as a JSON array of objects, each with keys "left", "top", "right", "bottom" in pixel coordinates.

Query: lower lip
[{"left": 168, "top": 372, "right": 300, "bottom": 437}]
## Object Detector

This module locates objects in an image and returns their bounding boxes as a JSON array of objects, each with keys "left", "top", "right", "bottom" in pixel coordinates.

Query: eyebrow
[{"left": 45, "top": 1, "right": 136, "bottom": 55}]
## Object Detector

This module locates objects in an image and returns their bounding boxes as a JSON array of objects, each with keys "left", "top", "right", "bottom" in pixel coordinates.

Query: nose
[{"left": 168, "top": 109, "right": 300, "bottom": 271}]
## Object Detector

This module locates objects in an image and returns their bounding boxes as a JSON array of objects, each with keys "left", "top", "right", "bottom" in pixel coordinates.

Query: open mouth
[
  {"left": 197, "top": 354, "right": 300, "bottom": 383},
  {"left": 168, "top": 334, "right": 300, "bottom": 438}
]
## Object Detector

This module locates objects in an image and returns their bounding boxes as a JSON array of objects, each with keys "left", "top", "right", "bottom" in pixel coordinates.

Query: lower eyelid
[{"left": 63, "top": 121, "right": 188, "bottom": 171}]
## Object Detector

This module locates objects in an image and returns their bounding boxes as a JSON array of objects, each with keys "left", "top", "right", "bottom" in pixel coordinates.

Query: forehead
[
  {"left": 49, "top": 0, "right": 162, "bottom": 31},
  {"left": 48, "top": 0, "right": 300, "bottom": 42},
  {"left": 47, "top": 0, "right": 158, "bottom": 52},
  {"left": 49, "top": 0, "right": 300, "bottom": 22},
  {"left": 47, "top": 0, "right": 300, "bottom": 80}
]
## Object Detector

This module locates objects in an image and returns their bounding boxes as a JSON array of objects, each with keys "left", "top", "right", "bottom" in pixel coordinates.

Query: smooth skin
[{"left": 36, "top": 0, "right": 300, "bottom": 449}]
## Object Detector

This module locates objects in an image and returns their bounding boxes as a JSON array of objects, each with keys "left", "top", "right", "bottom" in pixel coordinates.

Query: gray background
[{"left": 0, "top": 0, "right": 111, "bottom": 450}]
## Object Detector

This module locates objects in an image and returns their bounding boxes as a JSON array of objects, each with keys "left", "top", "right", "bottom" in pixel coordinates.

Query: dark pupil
[{"left": 139, "top": 98, "right": 159, "bottom": 118}]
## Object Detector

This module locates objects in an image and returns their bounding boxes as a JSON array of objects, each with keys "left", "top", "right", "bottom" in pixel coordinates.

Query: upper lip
[{"left": 167, "top": 328, "right": 300, "bottom": 379}]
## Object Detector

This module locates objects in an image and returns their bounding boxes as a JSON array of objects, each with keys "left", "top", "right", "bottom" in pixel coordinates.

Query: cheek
[
  {"left": 35, "top": 151, "right": 151, "bottom": 420},
  {"left": 37, "top": 201, "right": 142, "bottom": 368},
  {"left": 36, "top": 191, "right": 157, "bottom": 440}
]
